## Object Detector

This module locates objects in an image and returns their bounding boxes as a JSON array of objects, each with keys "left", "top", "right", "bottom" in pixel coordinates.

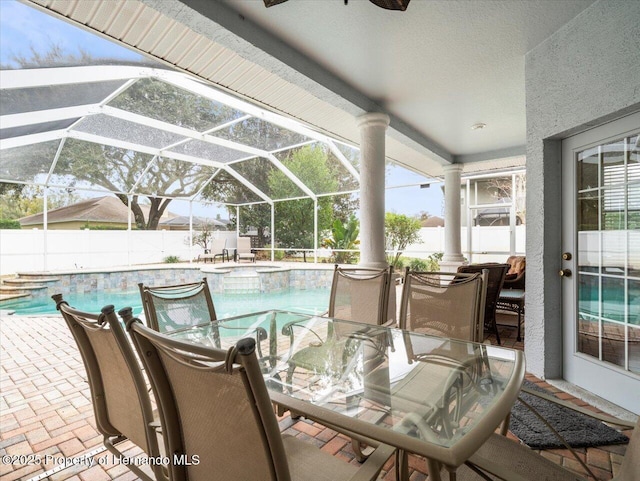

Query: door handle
[
  {"left": 559, "top": 269, "right": 572, "bottom": 278},
  {"left": 562, "top": 252, "right": 572, "bottom": 261}
]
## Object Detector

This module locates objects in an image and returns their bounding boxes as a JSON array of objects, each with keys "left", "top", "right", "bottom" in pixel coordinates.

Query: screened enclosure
[{"left": 1, "top": 63, "right": 446, "bottom": 271}]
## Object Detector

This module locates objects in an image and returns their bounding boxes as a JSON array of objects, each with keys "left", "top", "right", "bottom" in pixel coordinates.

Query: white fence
[
  {"left": 403, "top": 225, "right": 526, "bottom": 263},
  {"left": 0, "top": 227, "right": 526, "bottom": 276},
  {"left": 0, "top": 229, "right": 238, "bottom": 276}
]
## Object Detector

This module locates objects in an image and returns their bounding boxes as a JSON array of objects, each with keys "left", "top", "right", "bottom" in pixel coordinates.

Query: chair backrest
[
  {"left": 328, "top": 265, "right": 393, "bottom": 326},
  {"left": 210, "top": 237, "right": 226, "bottom": 253},
  {"left": 127, "top": 320, "right": 291, "bottom": 481},
  {"left": 139, "top": 278, "right": 217, "bottom": 333},
  {"left": 399, "top": 269, "right": 485, "bottom": 342},
  {"left": 237, "top": 236, "right": 252, "bottom": 254},
  {"left": 51, "top": 295, "right": 161, "bottom": 469},
  {"left": 457, "top": 263, "right": 509, "bottom": 327}
]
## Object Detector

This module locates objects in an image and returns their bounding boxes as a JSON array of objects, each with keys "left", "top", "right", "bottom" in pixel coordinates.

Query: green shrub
[
  {"left": 394, "top": 257, "right": 406, "bottom": 269},
  {"left": 163, "top": 255, "right": 181, "bottom": 263},
  {"left": 425, "top": 252, "right": 444, "bottom": 271},
  {"left": 408, "top": 258, "right": 429, "bottom": 271},
  {"left": 0, "top": 219, "right": 21, "bottom": 229}
]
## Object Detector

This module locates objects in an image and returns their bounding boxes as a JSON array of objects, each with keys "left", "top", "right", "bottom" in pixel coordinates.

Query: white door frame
[{"left": 561, "top": 111, "right": 640, "bottom": 414}]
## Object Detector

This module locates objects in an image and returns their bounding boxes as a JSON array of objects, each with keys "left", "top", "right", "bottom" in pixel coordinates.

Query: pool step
[
  {"left": 0, "top": 292, "right": 29, "bottom": 301},
  {"left": 2, "top": 277, "right": 60, "bottom": 287},
  {"left": 0, "top": 275, "right": 61, "bottom": 302}
]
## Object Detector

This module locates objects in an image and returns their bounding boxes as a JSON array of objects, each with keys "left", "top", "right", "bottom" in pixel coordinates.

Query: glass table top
[{"left": 167, "top": 309, "right": 525, "bottom": 466}]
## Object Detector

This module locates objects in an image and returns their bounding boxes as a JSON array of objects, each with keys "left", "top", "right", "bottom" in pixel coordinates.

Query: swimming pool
[{"left": 2, "top": 287, "right": 331, "bottom": 318}]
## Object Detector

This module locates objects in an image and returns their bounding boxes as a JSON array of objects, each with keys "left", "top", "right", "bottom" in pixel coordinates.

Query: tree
[
  {"left": 4, "top": 45, "right": 239, "bottom": 230},
  {"left": 189, "top": 221, "right": 216, "bottom": 250},
  {"left": 0, "top": 185, "right": 79, "bottom": 221},
  {"left": 271, "top": 145, "right": 339, "bottom": 255},
  {"left": 385, "top": 212, "right": 422, "bottom": 268}
]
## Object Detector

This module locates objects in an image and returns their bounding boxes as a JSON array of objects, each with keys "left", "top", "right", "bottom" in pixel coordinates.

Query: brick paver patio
[{"left": 0, "top": 313, "right": 634, "bottom": 480}]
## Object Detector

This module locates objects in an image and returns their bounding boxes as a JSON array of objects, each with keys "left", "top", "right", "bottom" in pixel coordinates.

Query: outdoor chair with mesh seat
[
  {"left": 139, "top": 278, "right": 218, "bottom": 333},
  {"left": 283, "top": 265, "right": 394, "bottom": 384},
  {"left": 138, "top": 277, "right": 267, "bottom": 357},
  {"left": 399, "top": 269, "right": 486, "bottom": 343},
  {"left": 394, "top": 269, "right": 488, "bottom": 480},
  {"left": 127, "top": 319, "right": 395, "bottom": 481},
  {"left": 51, "top": 294, "right": 166, "bottom": 481},
  {"left": 282, "top": 264, "right": 393, "bottom": 460},
  {"left": 457, "top": 263, "right": 510, "bottom": 345}
]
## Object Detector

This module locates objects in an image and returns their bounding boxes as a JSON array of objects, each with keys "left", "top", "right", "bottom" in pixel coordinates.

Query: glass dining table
[{"left": 167, "top": 309, "right": 525, "bottom": 481}]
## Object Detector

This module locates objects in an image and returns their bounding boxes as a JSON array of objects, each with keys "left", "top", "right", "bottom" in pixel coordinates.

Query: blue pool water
[{"left": 3, "top": 287, "right": 331, "bottom": 318}]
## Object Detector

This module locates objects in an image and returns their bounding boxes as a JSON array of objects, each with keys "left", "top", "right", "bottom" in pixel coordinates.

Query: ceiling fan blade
[
  {"left": 263, "top": 0, "right": 289, "bottom": 7},
  {"left": 369, "top": 0, "right": 410, "bottom": 10}
]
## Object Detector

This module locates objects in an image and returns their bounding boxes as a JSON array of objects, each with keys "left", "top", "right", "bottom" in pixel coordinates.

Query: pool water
[{"left": 3, "top": 287, "right": 331, "bottom": 318}]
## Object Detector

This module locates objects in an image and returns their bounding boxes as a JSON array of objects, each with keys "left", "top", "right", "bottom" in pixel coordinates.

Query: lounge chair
[
  {"left": 236, "top": 236, "right": 256, "bottom": 262},
  {"left": 199, "top": 237, "right": 228, "bottom": 264}
]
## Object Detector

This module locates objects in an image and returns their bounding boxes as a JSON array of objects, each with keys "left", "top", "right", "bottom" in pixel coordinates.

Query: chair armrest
[{"left": 347, "top": 443, "right": 396, "bottom": 481}]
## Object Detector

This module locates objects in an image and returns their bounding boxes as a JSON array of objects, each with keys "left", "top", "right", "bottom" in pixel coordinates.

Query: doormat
[{"left": 508, "top": 380, "right": 630, "bottom": 450}]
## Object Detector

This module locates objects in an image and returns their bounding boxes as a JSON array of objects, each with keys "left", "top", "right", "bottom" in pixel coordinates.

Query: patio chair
[
  {"left": 51, "top": 294, "right": 166, "bottom": 481},
  {"left": 395, "top": 269, "right": 488, "bottom": 480},
  {"left": 457, "top": 263, "right": 510, "bottom": 345},
  {"left": 139, "top": 278, "right": 217, "bottom": 333},
  {"left": 139, "top": 278, "right": 267, "bottom": 356},
  {"left": 283, "top": 265, "right": 394, "bottom": 383},
  {"left": 398, "top": 269, "right": 486, "bottom": 343},
  {"left": 236, "top": 236, "right": 256, "bottom": 262},
  {"left": 282, "top": 264, "right": 393, "bottom": 460},
  {"left": 199, "top": 237, "right": 228, "bottom": 264},
  {"left": 127, "top": 320, "right": 395, "bottom": 481},
  {"left": 449, "top": 386, "right": 639, "bottom": 481}
]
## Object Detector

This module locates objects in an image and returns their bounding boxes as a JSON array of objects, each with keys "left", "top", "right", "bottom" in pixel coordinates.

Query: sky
[
  {"left": 1, "top": 0, "right": 445, "bottom": 219},
  {"left": 0, "top": 0, "right": 144, "bottom": 66}
]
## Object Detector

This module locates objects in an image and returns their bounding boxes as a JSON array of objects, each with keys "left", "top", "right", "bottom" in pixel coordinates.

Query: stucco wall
[{"left": 525, "top": 0, "right": 640, "bottom": 378}]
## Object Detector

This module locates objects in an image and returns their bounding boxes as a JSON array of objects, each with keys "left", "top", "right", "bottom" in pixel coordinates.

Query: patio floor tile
[{"left": 0, "top": 313, "right": 634, "bottom": 480}]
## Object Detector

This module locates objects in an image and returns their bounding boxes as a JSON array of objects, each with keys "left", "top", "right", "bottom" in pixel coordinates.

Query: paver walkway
[{"left": 0, "top": 314, "right": 635, "bottom": 480}]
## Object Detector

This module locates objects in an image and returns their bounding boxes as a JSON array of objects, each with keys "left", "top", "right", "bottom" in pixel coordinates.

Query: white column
[
  {"left": 440, "top": 164, "right": 465, "bottom": 271},
  {"left": 356, "top": 112, "right": 389, "bottom": 268}
]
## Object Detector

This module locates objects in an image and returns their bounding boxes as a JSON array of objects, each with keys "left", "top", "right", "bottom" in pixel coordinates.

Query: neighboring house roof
[
  {"left": 421, "top": 216, "right": 444, "bottom": 227},
  {"left": 160, "top": 216, "right": 228, "bottom": 228},
  {"left": 19, "top": 196, "right": 173, "bottom": 226}
]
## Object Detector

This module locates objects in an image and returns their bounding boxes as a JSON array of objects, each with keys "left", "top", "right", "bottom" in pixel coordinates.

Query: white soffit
[{"left": 26, "top": 0, "right": 451, "bottom": 178}]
